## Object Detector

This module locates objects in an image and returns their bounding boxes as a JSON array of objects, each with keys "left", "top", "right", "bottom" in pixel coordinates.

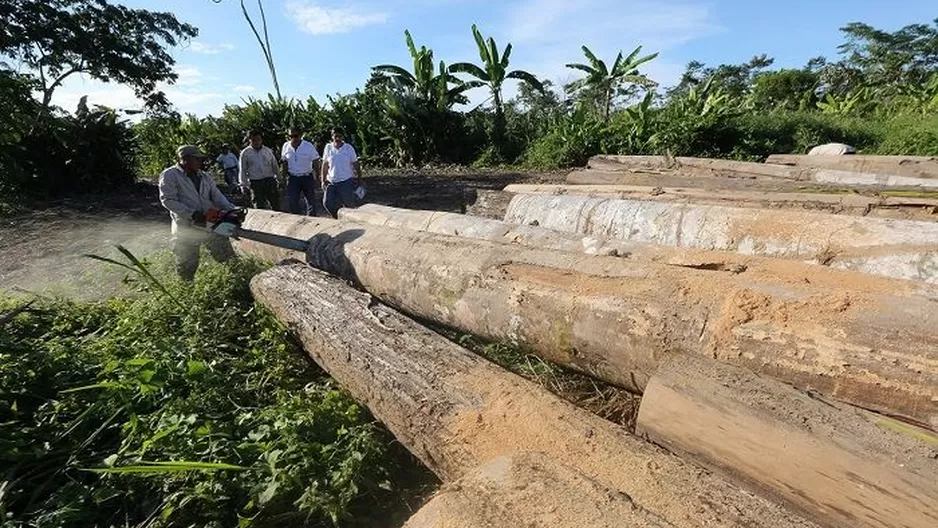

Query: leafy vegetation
[{"left": 0, "top": 254, "right": 432, "bottom": 527}]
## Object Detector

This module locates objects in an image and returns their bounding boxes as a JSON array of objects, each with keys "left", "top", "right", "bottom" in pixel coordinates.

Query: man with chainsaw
[{"left": 158, "top": 145, "right": 237, "bottom": 281}]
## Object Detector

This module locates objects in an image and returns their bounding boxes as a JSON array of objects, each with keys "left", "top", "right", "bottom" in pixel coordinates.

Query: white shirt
[
  {"left": 216, "top": 152, "right": 238, "bottom": 170},
  {"left": 323, "top": 142, "right": 358, "bottom": 183},
  {"left": 281, "top": 139, "right": 320, "bottom": 175}
]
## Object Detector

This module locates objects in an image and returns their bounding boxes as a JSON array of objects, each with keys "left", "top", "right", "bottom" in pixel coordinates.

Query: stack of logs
[{"left": 237, "top": 152, "right": 938, "bottom": 528}]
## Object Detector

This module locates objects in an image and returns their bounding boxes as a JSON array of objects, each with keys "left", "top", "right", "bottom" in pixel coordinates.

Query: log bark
[
  {"left": 502, "top": 183, "right": 938, "bottom": 221},
  {"left": 464, "top": 189, "right": 516, "bottom": 219},
  {"left": 402, "top": 452, "right": 671, "bottom": 528},
  {"left": 636, "top": 354, "right": 938, "bottom": 528},
  {"left": 767, "top": 154, "right": 938, "bottom": 180},
  {"left": 587, "top": 155, "right": 938, "bottom": 189},
  {"left": 250, "top": 264, "right": 817, "bottom": 528},
  {"left": 504, "top": 193, "right": 938, "bottom": 284},
  {"left": 234, "top": 212, "right": 938, "bottom": 427},
  {"left": 339, "top": 203, "right": 636, "bottom": 257}
]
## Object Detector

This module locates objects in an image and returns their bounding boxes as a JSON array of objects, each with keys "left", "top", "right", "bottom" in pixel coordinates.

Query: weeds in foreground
[{"left": 0, "top": 252, "right": 433, "bottom": 527}]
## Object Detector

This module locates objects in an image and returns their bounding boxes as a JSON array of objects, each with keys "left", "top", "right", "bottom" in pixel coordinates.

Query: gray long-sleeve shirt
[
  {"left": 158, "top": 165, "right": 235, "bottom": 235},
  {"left": 238, "top": 145, "right": 279, "bottom": 186}
]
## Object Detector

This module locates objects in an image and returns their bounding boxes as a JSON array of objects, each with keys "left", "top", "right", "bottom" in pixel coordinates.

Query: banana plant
[
  {"left": 816, "top": 86, "right": 874, "bottom": 115},
  {"left": 566, "top": 45, "right": 658, "bottom": 120},
  {"left": 373, "top": 30, "right": 481, "bottom": 111},
  {"left": 449, "top": 24, "right": 544, "bottom": 144}
]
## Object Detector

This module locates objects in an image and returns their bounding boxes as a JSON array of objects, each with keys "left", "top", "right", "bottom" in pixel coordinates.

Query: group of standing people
[
  {"left": 232, "top": 127, "right": 363, "bottom": 218},
  {"left": 157, "top": 127, "right": 364, "bottom": 281}
]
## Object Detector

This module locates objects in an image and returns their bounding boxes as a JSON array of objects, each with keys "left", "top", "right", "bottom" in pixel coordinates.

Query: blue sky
[{"left": 52, "top": 0, "right": 938, "bottom": 116}]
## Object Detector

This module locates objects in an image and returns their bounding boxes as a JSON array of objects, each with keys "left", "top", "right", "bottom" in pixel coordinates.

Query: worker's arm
[
  {"left": 268, "top": 149, "right": 279, "bottom": 178},
  {"left": 238, "top": 150, "right": 250, "bottom": 188},
  {"left": 353, "top": 161, "right": 363, "bottom": 186},
  {"left": 320, "top": 160, "right": 330, "bottom": 189},
  {"left": 158, "top": 171, "right": 196, "bottom": 219},
  {"left": 350, "top": 146, "right": 362, "bottom": 185}
]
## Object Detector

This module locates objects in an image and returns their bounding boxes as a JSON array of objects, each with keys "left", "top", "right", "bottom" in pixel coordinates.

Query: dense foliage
[
  {"left": 132, "top": 18, "right": 938, "bottom": 178},
  {"left": 0, "top": 256, "right": 423, "bottom": 527}
]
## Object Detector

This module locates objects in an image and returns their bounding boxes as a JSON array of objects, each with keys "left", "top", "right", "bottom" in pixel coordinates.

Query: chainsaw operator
[{"left": 158, "top": 145, "right": 237, "bottom": 281}]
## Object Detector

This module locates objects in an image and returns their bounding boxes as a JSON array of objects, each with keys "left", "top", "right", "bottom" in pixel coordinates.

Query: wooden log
[
  {"left": 636, "top": 354, "right": 938, "bottom": 528},
  {"left": 338, "top": 203, "right": 636, "bottom": 256},
  {"left": 235, "top": 211, "right": 938, "bottom": 427},
  {"left": 502, "top": 183, "right": 938, "bottom": 221},
  {"left": 464, "top": 189, "right": 516, "bottom": 219},
  {"left": 504, "top": 193, "right": 938, "bottom": 284},
  {"left": 402, "top": 452, "right": 671, "bottom": 528},
  {"left": 250, "top": 264, "right": 817, "bottom": 528},
  {"left": 578, "top": 157, "right": 938, "bottom": 189},
  {"left": 767, "top": 154, "right": 938, "bottom": 180}
]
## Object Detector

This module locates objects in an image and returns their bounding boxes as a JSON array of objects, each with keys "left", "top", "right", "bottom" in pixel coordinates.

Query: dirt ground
[{"left": 0, "top": 170, "right": 560, "bottom": 299}]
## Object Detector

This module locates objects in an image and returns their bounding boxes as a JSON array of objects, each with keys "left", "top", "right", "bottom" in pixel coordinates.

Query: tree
[
  {"left": 373, "top": 30, "right": 481, "bottom": 110},
  {"left": 669, "top": 55, "right": 774, "bottom": 100},
  {"left": 0, "top": 0, "right": 198, "bottom": 112},
  {"left": 565, "top": 45, "right": 658, "bottom": 120},
  {"left": 449, "top": 24, "right": 544, "bottom": 147},
  {"left": 750, "top": 69, "right": 820, "bottom": 111}
]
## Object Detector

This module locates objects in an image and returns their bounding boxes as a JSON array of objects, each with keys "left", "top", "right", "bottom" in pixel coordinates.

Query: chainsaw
[{"left": 198, "top": 208, "right": 309, "bottom": 252}]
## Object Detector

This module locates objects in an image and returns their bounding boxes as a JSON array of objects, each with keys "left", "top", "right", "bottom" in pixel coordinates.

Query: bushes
[
  {"left": 0, "top": 256, "right": 422, "bottom": 527},
  {"left": 0, "top": 72, "right": 138, "bottom": 198},
  {"left": 874, "top": 114, "right": 938, "bottom": 155}
]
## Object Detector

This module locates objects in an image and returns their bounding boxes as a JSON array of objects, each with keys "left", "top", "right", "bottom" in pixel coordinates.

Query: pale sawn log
[
  {"left": 402, "top": 452, "right": 671, "bottom": 528},
  {"left": 766, "top": 154, "right": 938, "bottom": 180},
  {"left": 234, "top": 212, "right": 938, "bottom": 427},
  {"left": 250, "top": 264, "right": 817, "bottom": 528},
  {"left": 636, "top": 354, "right": 938, "bottom": 528}
]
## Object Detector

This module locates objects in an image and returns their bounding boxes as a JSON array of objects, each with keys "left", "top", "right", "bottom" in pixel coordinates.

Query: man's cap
[
  {"left": 287, "top": 127, "right": 302, "bottom": 136},
  {"left": 177, "top": 145, "right": 207, "bottom": 158}
]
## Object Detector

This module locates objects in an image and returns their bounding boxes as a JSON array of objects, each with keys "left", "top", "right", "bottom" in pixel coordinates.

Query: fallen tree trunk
[
  {"left": 339, "top": 203, "right": 635, "bottom": 256},
  {"left": 767, "top": 154, "right": 938, "bottom": 180},
  {"left": 503, "top": 183, "right": 938, "bottom": 221},
  {"left": 402, "top": 452, "right": 671, "bottom": 528},
  {"left": 250, "top": 264, "right": 816, "bottom": 528},
  {"left": 586, "top": 155, "right": 938, "bottom": 189},
  {"left": 504, "top": 193, "right": 938, "bottom": 284},
  {"left": 636, "top": 354, "right": 938, "bottom": 528},
  {"left": 563, "top": 169, "right": 938, "bottom": 195},
  {"left": 235, "top": 211, "right": 938, "bottom": 427}
]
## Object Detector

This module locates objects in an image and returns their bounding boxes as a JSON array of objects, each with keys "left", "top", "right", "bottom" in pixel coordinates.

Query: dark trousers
[
  {"left": 249, "top": 177, "right": 279, "bottom": 210},
  {"left": 223, "top": 167, "right": 238, "bottom": 190},
  {"left": 287, "top": 174, "right": 318, "bottom": 216},
  {"left": 323, "top": 179, "right": 359, "bottom": 218},
  {"left": 173, "top": 231, "right": 235, "bottom": 281}
]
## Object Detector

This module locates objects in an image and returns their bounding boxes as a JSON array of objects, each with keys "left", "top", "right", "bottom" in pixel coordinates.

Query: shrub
[
  {"left": 874, "top": 114, "right": 938, "bottom": 155},
  {"left": 0, "top": 255, "right": 422, "bottom": 527}
]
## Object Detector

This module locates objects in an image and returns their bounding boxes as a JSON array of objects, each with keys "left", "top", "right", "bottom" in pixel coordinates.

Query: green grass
[{"left": 0, "top": 252, "right": 434, "bottom": 527}]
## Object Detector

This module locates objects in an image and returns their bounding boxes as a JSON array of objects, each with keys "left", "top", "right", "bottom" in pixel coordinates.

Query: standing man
[
  {"left": 215, "top": 146, "right": 240, "bottom": 193},
  {"left": 158, "top": 145, "right": 237, "bottom": 281},
  {"left": 281, "top": 127, "right": 321, "bottom": 216},
  {"left": 321, "top": 127, "right": 363, "bottom": 218},
  {"left": 239, "top": 130, "right": 280, "bottom": 210}
]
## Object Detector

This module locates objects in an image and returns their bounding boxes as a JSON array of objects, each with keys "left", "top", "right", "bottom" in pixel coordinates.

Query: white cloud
[
  {"left": 232, "top": 84, "right": 257, "bottom": 93},
  {"left": 50, "top": 65, "right": 229, "bottom": 118},
  {"left": 286, "top": 1, "right": 389, "bottom": 35},
  {"left": 188, "top": 41, "right": 235, "bottom": 55}
]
